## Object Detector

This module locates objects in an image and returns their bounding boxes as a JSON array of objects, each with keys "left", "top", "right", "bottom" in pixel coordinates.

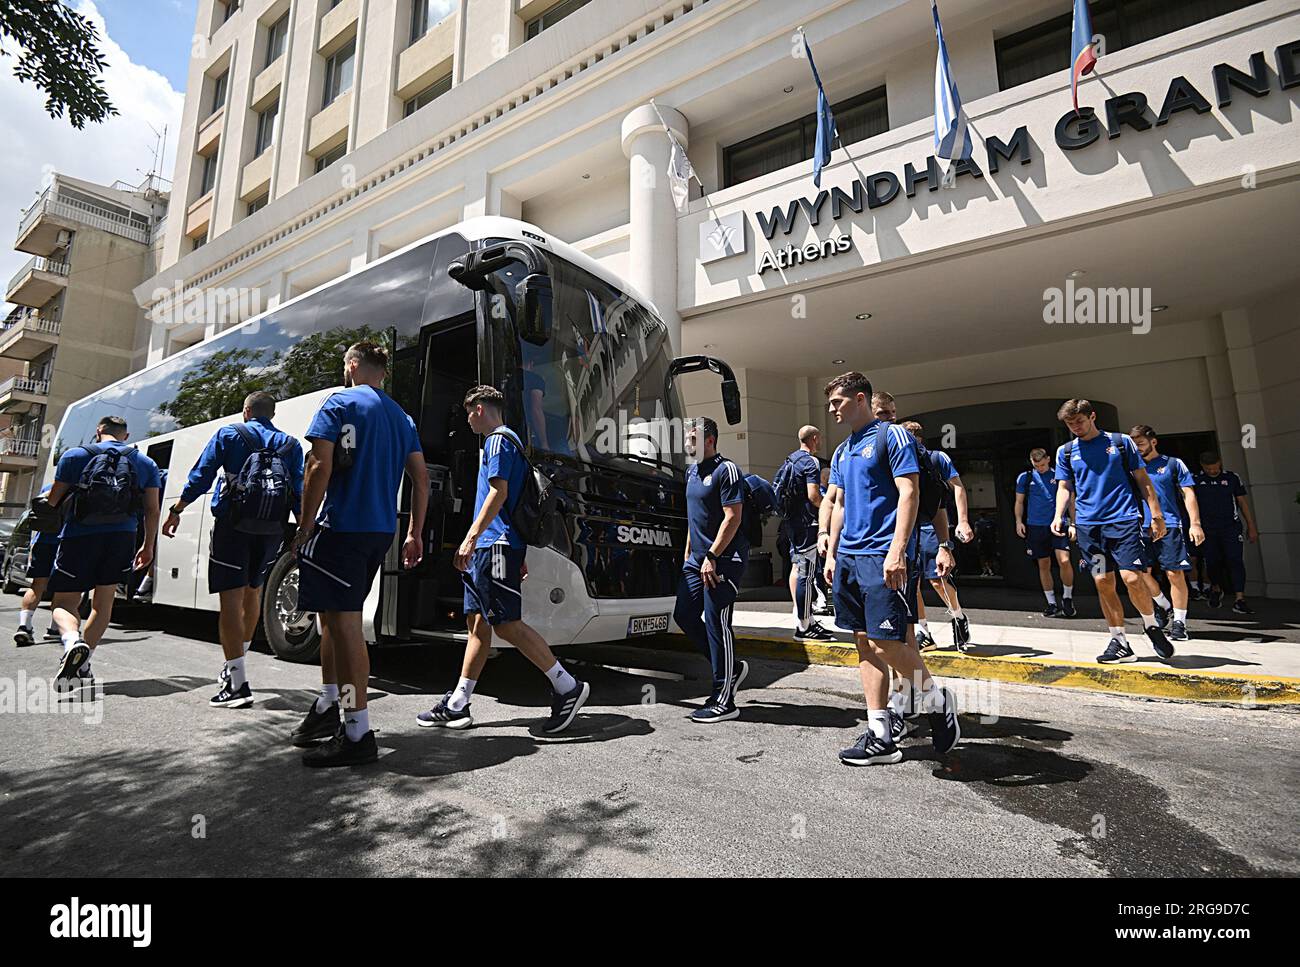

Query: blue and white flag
[
  {"left": 801, "top": 31, "right": 837, "bottom": 187},
  {"left": 930, "top": 1, "right": 971, "bottom": 161}
]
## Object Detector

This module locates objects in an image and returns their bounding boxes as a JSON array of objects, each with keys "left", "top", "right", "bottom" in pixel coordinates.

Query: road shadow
[{"left": 103, "top": 675, "right": 214, "bottom": 699}]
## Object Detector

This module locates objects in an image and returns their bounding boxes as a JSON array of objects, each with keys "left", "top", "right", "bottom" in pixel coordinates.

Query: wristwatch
[
  {"left": 939, "top": 539, "right": 956, "bottom": 552},
  {"left": 704, "top": 550, "right": 719, "bottom": 563},
  {"left": 169, "top": 503, "right": 184, "bottom": 516}
]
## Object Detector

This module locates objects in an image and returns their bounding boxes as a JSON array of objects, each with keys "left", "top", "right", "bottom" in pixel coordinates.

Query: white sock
[
  {"left": 951, "top": 608, "right": 964, "bottom": 619},
  {"left": 1174, "top": 608, "right": 1188, "bottom": 623},
  {"left": 19, "top": 609, "right": 33, "bottom": 628},
  {"left": 447, "top": 677, "right": 476, "bottom": 712},
  {"left": 919, "top": 679, "right": 943, "bottom": 713},
  {"left": 867, "top": 709, "right": 890, "bottom": 740},
  {"left": 315, "top": 683, "right": 339, "bottom": 713},
  {"left": 918, "top": 619, "right": 929, "bottom": 632},
  {"left": 61, "top": 631, "right": 81, "bottom": 650},
  {"left": 1109, "top": 626, "right": 1127, "bottom": 643},
  {"left": 228, "top": 656, "right": 247, "bottom": 690},
  {"left": 793, "top": 605, "right": 810, "bottom": 633},
  {"left": 546, "top": 661, "right": 578, "bottom": 695},
  {"left": 241, "top": 640, "right": 252, "bottom": 655},
  {"left": 344, "top": 707, "right": 369, "bottom": 741},
  {"left": 887, "top": 684, "right": 911, "bottom": 716},
  {"left": 1062, "top": 585, "right": 1074, "bottom": 599},
  {"left": 1044, "top": 591, "right": 1057, "bottom": 605},
  {"left": 1154, "top": 593, "right": 1171, "bottom": 610},
  {"left": 1140, "top": 612, "right": 1157, "bottom": 629}
]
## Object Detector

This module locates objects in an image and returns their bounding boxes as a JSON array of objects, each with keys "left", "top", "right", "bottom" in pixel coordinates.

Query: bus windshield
[{"left": 511, "top": 253, "right": 684, "bottom": 477}]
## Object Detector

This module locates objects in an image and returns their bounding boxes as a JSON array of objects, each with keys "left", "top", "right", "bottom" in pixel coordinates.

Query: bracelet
[{"left": 169, "top": 504, "right": 184, "bottom": 516}]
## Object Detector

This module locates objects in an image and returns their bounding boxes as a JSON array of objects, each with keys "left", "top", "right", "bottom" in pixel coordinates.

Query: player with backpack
[
  {"left": 162, "top": 391, "right": 305, "bottom": 709},
  {"left": 771, "top": 426, "right": 834, "bottom": 642},
  {"left": 44, "top": 415, "right": 162, "bottom": 692}
]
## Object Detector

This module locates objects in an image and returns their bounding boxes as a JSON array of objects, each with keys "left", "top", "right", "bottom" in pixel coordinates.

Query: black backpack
[
  {"left": 872, "top": 422, "right": 949, "bottom": 524},
  {"left": 70, "top": 443, "right": 142, "bottom": 525},
  {"left": 227, "top": 424, "right": 299, "bottom": 535},
  {"left": 487, "top": 427, "right": 556, "bottom": 548},
  {"left": 770, "top": 455, "right": 808, "bottom": 522},
  {"left": 739, "top": 473, "right": 769, "bottom": 547}
]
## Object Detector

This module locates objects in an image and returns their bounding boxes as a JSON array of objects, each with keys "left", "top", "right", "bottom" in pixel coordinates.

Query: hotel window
[
  {"left": 246, "top": 193, "right": 269, "bottom": 216},
  {"left": 315, "top": 142, "right": 347, "bottom": 173},
  {"left": 403, "top": 72, "right": 452, "bottom": 117},
  {"left": 254, "top": 100, "right": 278, "bottom": 156},
  {"left": 193, "top": 233, "right": 209, "bottom": 252},
  {"left": 525, "top": 0, "right": 592, "bottom": 40},
  {"left": 722, "top": 86, "right": 889, "bottom": 188},
  {"left": 221, "top": 1, "right": 240, "bottom": 24},
  {"left": 266, "top": 12, "right": 289, "bottom": 66},
  {"left": 198, "top": 154, "right": 218, "bottom": 196},
  {"left": 410, "top": 0, "right": 454, "bottom": 45},
  {"left": 995, "top": 0, "right": 1262, "bottom": 91},
  {"left": 210, "top": 70, "right": 228, "bottom": 115},
  {"left": 322, "top": 39, "right": 356, "bottom": 108}
]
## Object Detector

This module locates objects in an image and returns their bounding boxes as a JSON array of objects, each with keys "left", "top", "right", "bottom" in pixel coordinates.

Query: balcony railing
[
  {"left": 0, "top": 437, "right": 40, "bottom": 458},
  {"left": 7, "top": 255, "right": 69, "bottom": 294},
  {"left": 18, "top": 187, "right": 151, "bottom": 245},
  {"left": 0, "top": 376, "right": 50, "bottom": 398},
  {"left": 1, "top": 307, "right": 62, "bottom": 337}
]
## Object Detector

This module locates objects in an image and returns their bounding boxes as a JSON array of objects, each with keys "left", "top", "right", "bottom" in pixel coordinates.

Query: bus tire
[{"left": 262, "top": 553, "right": 321, "bottom": 663}]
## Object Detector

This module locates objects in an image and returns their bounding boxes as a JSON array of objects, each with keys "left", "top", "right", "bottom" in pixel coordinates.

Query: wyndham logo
[
  {"left": 616, "top": 525, "right": 673, "bottom": 547},
  {"left": 699, "top": 212, "right": 746, "bottom": 264}
]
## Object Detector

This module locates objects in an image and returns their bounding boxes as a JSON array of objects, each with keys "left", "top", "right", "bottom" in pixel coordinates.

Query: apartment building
[
  {"left": 1, "top": 174, "right": 168, "bottom": 512},
  {"left": 137, "top": 0, "right": 1299, "bottom": 595}
]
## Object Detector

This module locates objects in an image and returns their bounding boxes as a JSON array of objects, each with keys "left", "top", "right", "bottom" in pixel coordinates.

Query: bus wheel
[{"left": 263, "top": 554, "right": 321, "bottom": 663}]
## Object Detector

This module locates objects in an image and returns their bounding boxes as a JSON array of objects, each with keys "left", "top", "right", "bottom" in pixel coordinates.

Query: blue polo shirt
[
  {"left": 686, "top": 453, "right": 748, "bottom": 566},
  {"left": 306, "top": 386, "right": 423, "bottom": 534},
  {"left": 1054, "top": 431, "right": 1142, "bottom": 526},
  {"left": 1143, "top": 454, "right": 1193, "bottom": 528},
  {"left": 829, "top": 420, "right": 920, "bottom": 555},
  {"left": 1193, "top": 469, "right": 1247, "bottom": 532},
  {"left": 1016, "top": 468, "right": 1058, "bottom": 527},
  {"left": 180, "top": 418, "right": 304, "bottom": 519},
  {"left": 54, "top": 440, "right": 161, "bottom": 539},
  {"left": 475, "top": 427, "right": 527, "bottom": 549}
]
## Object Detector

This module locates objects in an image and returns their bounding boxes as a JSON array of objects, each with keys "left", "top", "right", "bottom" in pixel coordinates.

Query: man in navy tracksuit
[
  {"left": 14, "top": 483, "right": 60, "bottom": 647},
  {"left": 163, "top": 391, "right": 304, "bottom": 709},
  {"left": 674, "top": 416, "right": 749, "bottom": 723},
  {"left": 1193, "top": 452, "right": 1259, "bottom": 614}
]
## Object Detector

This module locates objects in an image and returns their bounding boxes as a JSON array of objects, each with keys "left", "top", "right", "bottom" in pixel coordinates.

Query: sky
[{"left": 1, "top": 0, "right": 197, "bottom": 315}]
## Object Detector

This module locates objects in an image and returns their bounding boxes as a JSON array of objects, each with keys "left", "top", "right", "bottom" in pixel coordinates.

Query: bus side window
[{"left": 146, "top": 440, "right": 173, "bottom": 472}]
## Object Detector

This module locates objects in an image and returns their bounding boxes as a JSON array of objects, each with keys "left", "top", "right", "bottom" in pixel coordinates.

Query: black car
[{"left": 1, "top": 512, "right": 33, "bottom": 594}]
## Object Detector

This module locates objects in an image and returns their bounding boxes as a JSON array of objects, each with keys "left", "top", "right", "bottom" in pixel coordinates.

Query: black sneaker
[
  {"left": 1208, "top": 588, "right": 1223, "bottom": 608},
  {"left": 291, "top": 700, "right": 341, "bottom": 747},
  {"left": 1189, "top": 586, "right": 1204, "bottom": 602},
  {"left": 839, "top": 731, "right": 902, "bottom": 766},
  {"left": 793, "top": 621, "right": 836, "bottom": 642},
  {"left": 1168, "top": 619, "right": 1189, "bottom": 642},
  {"left": 1232, "top": 600, "right": 1255, "bottom": 616},
  {"left": 915, "top": 627, "right": 938, "bottom": 652},
  {"left": 210, "top": 680, "right": 253, "bottom": 709},
  {"left": 1097, "top": 637, "right": 1136, "bottom": 663},
  {"left": 690, "top": 702, "right": 739, "bottom": 724},
  {"left": 1042, "top": 603, "right": 1059, "bottom": 618},
  {"left": 217, "top": 662, "right": 231, "bottom": 688},
  {"left": 889, "top": 709, "right": 914, "bottom": 744},
  {"left": 731, "top": 659, "right": 749, "bottom": 695},
  {"left": 1145, "top": 624, "right": 1174, "bottom": 661},
  {"left": 542, "top": 680, "right": 590, "bottom": 734},
  {"left": 813, "top": 602, "right": 835, "bottom": 617},
  {"left": 1152, "top": 603, "right": 1171, "bottom": 630},
  {"left": 14, "top": 626, "right": 35, "bottom": 648},
  {"left": 55, "top": 641, "right": 90, "bottom": 684},
  {"left": 302, "top": 729, "right": 378, "bottom": 768},
  {"left": 416, "top": 692, "right": 473, "bottom": 729},
  {"left": 44, "top": 627, "right": 60, "bottom": 640},
  {"left": 952, "top": 615, "right": 972, "bottom": 652},
  {"left": 58, "top": 665, "right": 96, "bottom": 701},
  {"left": 1059, "top": 597, "right": 1077, "bottom": 618},
  {"left": 926, "top": 687, "right": 961, "bottom": 754}
]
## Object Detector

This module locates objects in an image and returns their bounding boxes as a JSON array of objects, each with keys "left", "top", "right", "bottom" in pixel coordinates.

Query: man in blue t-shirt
[
  {"left": 46, "top": 415, "right": 161, "bottom": 689},
  {"left": 163, "top": 391, "right": 305, "bottom": 710},
  {"left": 1129, "top": 426, "right": 1203, "bottom": 642},
  {"left": 673, "top": 416, "right": 750, "bottom": 723},
  {"left": 780, "top": 425, "right": 832, "bottom": 643},
  {"left": 1015, "top": 446, "right": 1076, "bottom": 618},
  {"left": 1052, "top": 399, "right": 1172, "bottom": 664},
  {"left": 417, "top": 384, "right": 590, "bottom": 736},
  {"left": 290, "top": 342, "right": 429, "bottom": 767},
  {"left": 823, "top": 371, "right": 959, "bottom": 767},
  {"left": 1193, "top": 452, "right": 1258, "bottom": 615},
  {"left": 14, "top": 482, "right": 61, "bottom": 648}
]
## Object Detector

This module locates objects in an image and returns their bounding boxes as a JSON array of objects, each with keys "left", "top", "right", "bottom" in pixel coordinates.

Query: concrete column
[
  {"left": 621, "top": 103, "right": 686, "bottom": 355},
  {"left": 462, "top": 167, "right": 521, "bottom": 220}
]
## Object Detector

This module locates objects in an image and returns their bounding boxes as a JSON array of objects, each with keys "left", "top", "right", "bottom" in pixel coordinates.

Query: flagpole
[
  {"left": 795, "top": 26, "right": 861, "bottom": 179},
  {"left": 648, "top": 97, "right": 724, "bottom": 216}
]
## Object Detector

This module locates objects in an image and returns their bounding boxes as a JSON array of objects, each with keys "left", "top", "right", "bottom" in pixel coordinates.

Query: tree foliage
[{"left": 0, "top": 0, "right": 116, "bottom": 129}]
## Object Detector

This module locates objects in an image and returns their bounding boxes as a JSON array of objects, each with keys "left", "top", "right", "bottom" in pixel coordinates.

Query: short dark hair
[
  {"left": 97, "top": 415, "right": 128, "bottom": 438},
  {"left": 871, "top": 390, "right": 895, "bottom": 407},
  {"left": 825, "top": 371, "right": 872, "bottom": 399},
  {"left": 694, "top": 416, "right": 719, "bottom": 445},
  {"left": 245, "top": 391, "right": 276, "bottom": 420},
  {"left": 1057, "top": 398, "right": 1095, "bottom": 421},
  {"left": 463, "top": 384, "right": 505, "bottom": 411},
  {"left": 1130, "top": 424, "right": 1156, "bottom": 440},
  {"left": 345, "top": 341, "right": 389, "bottom": 372},
  {"left": 1199, "top": 450, "right": 1221, "bottom": 465},
  {"left": 900, "top": 420, "right": 923, "bottom": 438}
]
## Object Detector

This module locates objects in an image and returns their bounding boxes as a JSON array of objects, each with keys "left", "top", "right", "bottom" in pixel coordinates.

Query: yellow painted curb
[{"left": 649, "top": 632, "right": 1300, "bottom": 706}]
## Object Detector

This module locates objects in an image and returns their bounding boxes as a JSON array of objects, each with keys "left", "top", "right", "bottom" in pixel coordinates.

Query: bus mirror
[
  {"left": 721, "top": 379, "right": 742, "bottom": 425},
  {"left": 516, "top": 273, "right": 552, "bottom": 346}
]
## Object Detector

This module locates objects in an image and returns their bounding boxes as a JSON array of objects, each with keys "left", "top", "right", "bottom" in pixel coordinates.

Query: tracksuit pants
[
  {"left": 792, "top": 546, "right": 817, "bottom": 629},
  {"left": 1202, "top": 525, "right": 1246, "bottom": 594},
  {"left": 674, "top": 558, "right": 746, "bottom": 708}
]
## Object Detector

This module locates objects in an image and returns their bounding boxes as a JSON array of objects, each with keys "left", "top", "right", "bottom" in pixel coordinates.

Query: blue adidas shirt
[
  {"left": 1016, "top": 468, "right": 1058, "bottom": 527},
  {"left": 31, "top": 483, "right": 58, "bottom": 546},
  {"left": 54, "top": 440, "right": 161, "bottom": 538},
  {"left": 306, "top": 386, "right": 422, "bottom": 534},
  {"left": 919, "top": 448, "right": 960, "bottom": 535},
  {"left": 829, "top": 420, "right": 920, "bottom": 555},
  {"left": 1143, "top": 454, "right": 1192, "bottom": 528},
  {"left": 1193, "top": 469, "right": 1246, "bottom": 532},
  {"left": 475, "top": 428, "right": 527, "bottom": 549},
  {"left": 685, "top": 453, "right": 748, "bottom": 566},
  {"left": 1054, "top": 432, "right": 1142, "bottom": 527},
  {"left": 784, "top": 449, "right": 822, "bottom": 535},
  {"left": 180, "top": 418, "right": 304, "bottom": 519}
]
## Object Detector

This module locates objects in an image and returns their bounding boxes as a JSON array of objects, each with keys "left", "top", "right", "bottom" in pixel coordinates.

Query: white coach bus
[{"left": 44, "top": 218, "right": 741, "bottom": 662}]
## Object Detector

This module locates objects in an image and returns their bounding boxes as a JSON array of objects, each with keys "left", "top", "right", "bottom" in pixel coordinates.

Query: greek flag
[
  {"left": 801, "top": 31, "right": 837, "bottom": 187},
  {"left": 930, "top": 1, "right": 971, "bottom": 161}
]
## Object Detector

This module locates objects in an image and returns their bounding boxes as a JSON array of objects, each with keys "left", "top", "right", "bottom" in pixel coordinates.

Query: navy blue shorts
[
  {"left": 26, "top": 541, "right": 57, "bottom": 580},
  {"left": 1076, "top": 519, "right": 1146, "bottom": 574},
  {"left": 833, "top": 552, "right": 918, "bottom": 641},
  {"left": 918, "top": 527, "right": 940, "bottom": 581},
  {"left": 463, "top": 544, "right": 525, "bottom": 626},
  {"left": 1025, "top": 524, "right": 1069, "bottom": 560},
  {"left": 209, "top": 519, "right": 283, "bottom": 593},
  {"left": 1150, "top": 527, "right": 1193, "bottom": 572},
  {"left": 297, "top": 527, "right": 392, "bottom": 612},
  {"left": 48, "top": 532, "right": 136, "bottom": 592}
]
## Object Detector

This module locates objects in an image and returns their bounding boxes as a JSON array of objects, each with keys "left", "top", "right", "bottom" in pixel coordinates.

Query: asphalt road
[{"left": 1, "top": 598, "right": 1296, "bottom": 877}]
